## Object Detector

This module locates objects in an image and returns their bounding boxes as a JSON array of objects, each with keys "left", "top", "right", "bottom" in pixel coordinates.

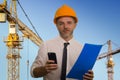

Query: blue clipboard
[{"left": 66, "top": 43, "right": 102, "bottom": 80}]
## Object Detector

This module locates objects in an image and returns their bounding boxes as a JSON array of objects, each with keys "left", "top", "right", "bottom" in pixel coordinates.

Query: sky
[{"left": 0, "top": 0, "right": 120, "bottom": 80}]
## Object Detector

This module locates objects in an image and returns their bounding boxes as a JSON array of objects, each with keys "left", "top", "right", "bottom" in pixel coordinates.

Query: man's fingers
[
  {"left": 83, "top": 74, "right": 93, "bottom": 80},
  {"left": 83, "top": 73, "right": 94, "bottom": 78},
  {"left": 83, "top": 70, "right": 94, "bottom": 80},
  {"left": 45, "top": 60, "right": 58, "bottom": 73},
  {"left": 88, "top": 70, "right": 93, "bottom": 74},
  {"left": 46, "top": 60, "right": 55, "bottom": 64}
]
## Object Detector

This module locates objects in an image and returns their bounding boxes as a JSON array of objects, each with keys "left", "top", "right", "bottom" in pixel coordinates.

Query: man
[{"left": 31, "top": 4, "right": 94, "bottom": 80}]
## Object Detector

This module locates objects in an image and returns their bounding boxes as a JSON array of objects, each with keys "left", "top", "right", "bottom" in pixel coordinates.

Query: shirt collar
[{"left": 57, "top": 36, "right": 74, "bottom": 44}]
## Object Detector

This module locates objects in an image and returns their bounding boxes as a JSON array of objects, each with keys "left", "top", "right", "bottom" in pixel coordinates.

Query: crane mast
[
  {"left": 1, "top": 0, "right": 22, "bottom": 80},
  {"left": 107, "top": 40, "right": 114, "bottom": 80}
]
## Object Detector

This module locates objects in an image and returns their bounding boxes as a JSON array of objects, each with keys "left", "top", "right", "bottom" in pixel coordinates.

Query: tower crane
[
  {"left": 0, "top": 0, "right": 43, "bottom": 80},
  {"left": 97, "top": 40, "right": 120, "bottom": 80}
]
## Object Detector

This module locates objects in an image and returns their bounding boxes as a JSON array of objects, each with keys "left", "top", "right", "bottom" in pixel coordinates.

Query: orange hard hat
[{"left": 54, "top": 4, "right": 78, "bottom": 24}]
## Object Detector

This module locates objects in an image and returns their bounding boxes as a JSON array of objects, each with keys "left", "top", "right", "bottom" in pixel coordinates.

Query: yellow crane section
[
  {"left": 0, "top": 0, "right": 7, "bottom": 22},
  {"left": 0, "top": 0, "right": 43, "bottom": 47},
  {"left": 17, "top": 18, "right": 43, "bottom": 46},
  {"left": 0, "top": 0, "right": 7, "bottom": 9}
]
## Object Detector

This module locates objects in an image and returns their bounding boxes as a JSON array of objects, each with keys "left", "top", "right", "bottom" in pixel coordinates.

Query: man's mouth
[{"left": 63, "top": 29, "right": 69, "bottom": 32}]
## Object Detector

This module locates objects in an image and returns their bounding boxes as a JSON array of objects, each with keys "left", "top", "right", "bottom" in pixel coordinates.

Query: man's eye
[
  {"left": 58, "top": 23, "right": 64, "bottom": 26},
  {"left": 67, "top": 22, "right": 73, "bottom": 25}
]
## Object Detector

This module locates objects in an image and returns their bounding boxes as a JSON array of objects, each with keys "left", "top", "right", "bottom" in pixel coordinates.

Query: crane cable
[
  {"left": 111, "top": 41, "right": 120, "bottom": 49},
  {"left": 16, "top": 0, "right": 41, "bottom": 40}
]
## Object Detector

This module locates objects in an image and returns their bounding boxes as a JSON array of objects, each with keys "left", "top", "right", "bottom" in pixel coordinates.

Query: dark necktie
[{"left": 60, "top": 43, "right": 69, "bottom": 80}]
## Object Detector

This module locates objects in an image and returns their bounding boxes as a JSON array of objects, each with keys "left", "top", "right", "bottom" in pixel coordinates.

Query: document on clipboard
[{"left": 66, "top": 43, "right": 102, "bottom": 80}]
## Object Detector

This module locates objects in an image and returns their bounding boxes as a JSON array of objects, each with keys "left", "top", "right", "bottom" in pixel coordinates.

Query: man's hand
[
  {"left": 45, "top": 60, "right": 58, "bottom": 73},
  {"left": 83, "top": 70, "right": 94, "bottom": 80},
  {"left": 33, "top": 60, "right": 58, "bottom": 77}
]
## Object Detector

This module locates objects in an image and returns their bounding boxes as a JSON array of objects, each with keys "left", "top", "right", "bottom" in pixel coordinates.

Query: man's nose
[{"left": 64, "top": 24, "right": 68, "bottom": 28}]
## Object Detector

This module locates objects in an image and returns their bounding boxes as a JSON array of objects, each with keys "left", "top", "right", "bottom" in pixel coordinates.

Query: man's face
[{"left": 56, "top": 17, "right": 77, "bottom": 39}]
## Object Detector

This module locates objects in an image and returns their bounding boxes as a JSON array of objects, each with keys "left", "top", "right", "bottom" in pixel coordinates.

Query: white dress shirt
[{"left": 31, "top": 36, "right": 83, "bottom": 80}]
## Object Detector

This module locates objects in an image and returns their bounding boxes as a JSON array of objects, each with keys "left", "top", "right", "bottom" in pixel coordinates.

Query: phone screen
[{"left": 48, "top": 52, "right": 57, "bottom": 64}]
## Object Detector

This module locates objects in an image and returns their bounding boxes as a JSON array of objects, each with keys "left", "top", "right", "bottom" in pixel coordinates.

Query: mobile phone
[{"left": 48, "top": 52, "right": 57, "bottom": 64}]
